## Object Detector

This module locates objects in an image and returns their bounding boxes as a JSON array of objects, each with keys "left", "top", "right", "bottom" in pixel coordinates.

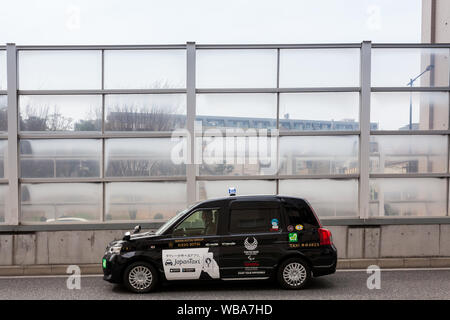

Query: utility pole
[{"left": 407, "top": 64, "right": 434, "bottom": 130}]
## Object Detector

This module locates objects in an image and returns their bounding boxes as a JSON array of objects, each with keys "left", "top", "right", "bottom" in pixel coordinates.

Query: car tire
[
  {"left": 277, "top": 257, "right": 311, "bottom": 290},
  {"left": 123, "top": 261, "right": 158, "bottom": 293}
]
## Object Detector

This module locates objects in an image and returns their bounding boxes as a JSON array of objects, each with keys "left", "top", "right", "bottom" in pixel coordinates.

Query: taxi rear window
[{"left": 283, "top": 200, "right": 320, "bottom": 228}]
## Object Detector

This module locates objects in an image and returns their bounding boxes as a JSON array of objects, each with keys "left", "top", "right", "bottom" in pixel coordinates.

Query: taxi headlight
[{"left": 108, "top": 244, "right": 122, "bottom": 255}]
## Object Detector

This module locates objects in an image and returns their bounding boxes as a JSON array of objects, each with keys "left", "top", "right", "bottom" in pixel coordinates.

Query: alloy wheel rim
[
  {"left": 129, "top": 265, "right": 153, "bottom": 290},
  {"left": 283, "top": 262, "right": 307, "bottom": 287}
]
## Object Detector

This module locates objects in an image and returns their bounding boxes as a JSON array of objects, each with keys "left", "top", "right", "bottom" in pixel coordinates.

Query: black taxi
[{"left": 102, "top": 195, "right": 337, "bottom": 293}]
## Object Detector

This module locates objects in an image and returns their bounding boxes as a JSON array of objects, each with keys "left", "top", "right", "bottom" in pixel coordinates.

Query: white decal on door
[
  {"left": 162, "top": 248, "right": 220, "bottom": 280},
  {"left": 244, "top": 237, "right": 259, "bottom": 260}
]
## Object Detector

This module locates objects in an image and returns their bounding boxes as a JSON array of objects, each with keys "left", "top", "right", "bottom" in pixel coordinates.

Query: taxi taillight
[{"left": 318, "top": 228, "right": 332, "bottom": 246}]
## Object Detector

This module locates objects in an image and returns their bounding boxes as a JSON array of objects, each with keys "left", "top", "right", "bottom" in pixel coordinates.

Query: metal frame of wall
[{"left": 0, "top": 41, "right": 450, "bottom": 231}]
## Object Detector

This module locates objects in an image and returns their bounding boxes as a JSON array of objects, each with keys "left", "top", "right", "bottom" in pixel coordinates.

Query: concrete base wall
[
  {"left": 0, "top": 229, "right": 128, "bottom": 266},
  {"left": 326, "top": 224, "right": 450, "bottom": 260},
  {"left": 0, "top": 224, "right": 449, "bottom": 269}
]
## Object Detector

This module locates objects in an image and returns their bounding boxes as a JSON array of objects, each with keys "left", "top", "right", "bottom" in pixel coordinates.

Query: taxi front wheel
[
  {"left": 277, "top": 258, "right": 311, "bottom": 290},
  {"left": 123, "top": 261, "right": 158, "bottom": 293}
]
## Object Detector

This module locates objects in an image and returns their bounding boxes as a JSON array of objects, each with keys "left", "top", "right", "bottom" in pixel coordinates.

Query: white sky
[{"left": 0, "top": 0, "right": 422, "bottom": 45}]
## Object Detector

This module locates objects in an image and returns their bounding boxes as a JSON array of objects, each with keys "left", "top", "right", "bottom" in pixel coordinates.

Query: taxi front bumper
[{"left": 102, "top": 254, "right": 126, "bottom": 284}]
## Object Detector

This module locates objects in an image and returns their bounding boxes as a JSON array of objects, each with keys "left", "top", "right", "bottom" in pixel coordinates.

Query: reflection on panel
[
  {"left": 279, "top": 179, "right": 359, "bottom": 217},
  {"left": 20, "top": 139, "right": 101, "bottom": 178},
  {"left": 105, "top": 94, "right": 186, "bottom": 131},
  {"left": 369, "top": 178, "right": 446, "bottom": 217},
  {"left": 0, "top": 140, "right": 5, "bottom": 179},
  {"left": 196, "top": 94, "right": 277, "bottom": 129},
  {"left": 0, "top": 185, "right": 6, "bottom": 223},
  {"left": 105, "top": 138, "right": 186, "bottom": 177},
  {"left": 0, "top": 95, "right": 7, "bottom": 131},
  {"left": 197, "top": 49, "right": 277, "bottom": 88},
  {"left": 370, "top": 135, "right": 447, "bottom": 174},
  {"left": 371, "top": 92, "right": 449, "bottom": 130},
  {"left": 21, "top": 183, "right": 102, "bottom": 222},
  {"left": 198, "top": 136, "right": 278, "bottom": 176},
  {"left": 19, "top": 95, "right": 102, "bottom": 132},
  {"left": 106, "top": 182, "right": 186, "bottom": 221},
  {"left": 18, "top": 51, "right": 102, "bottom": 90},
  {"left": 279, "top": 93, "right": 360, "bottom": 131},
  {"left": 197, "top": 180, "right": 276, "bottom": 201},
  {"left": 104, "top": 50, "right": 186, "bottom": 89},
  {"left": 0, "top": 51, "right": 6, "bottom": 90},
  {"left": 372, "top": 48, "right": 450, "bottom": 87},
  {"left": 280, "top": 49, "right": 360, "bottom": 87},
  {"left": 279, "top": 136, "right": 359, "bottom": 175}
]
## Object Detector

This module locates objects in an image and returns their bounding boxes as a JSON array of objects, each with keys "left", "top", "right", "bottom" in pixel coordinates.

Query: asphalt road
[{"left": 0, "top": 269, "right": 449, "bottom": 300}]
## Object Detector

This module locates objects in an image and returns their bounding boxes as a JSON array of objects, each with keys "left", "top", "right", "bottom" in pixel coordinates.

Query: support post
[
  {"left": 186, "top": 42, "right": 197, "bottom": 204},
  {"left": 6, "top": 43, "right": 19, "bottom": 225},
  {"left": 359, "top": 41, "right": 372, "bottom": 220}
]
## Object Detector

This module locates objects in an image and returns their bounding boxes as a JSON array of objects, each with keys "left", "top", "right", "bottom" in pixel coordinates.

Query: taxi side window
[
  {"left": 229, "top": 208, "right": 281, "bottom": 234},
  {"left": 172, "top": 209, "right": 219, "bottom": 237}
]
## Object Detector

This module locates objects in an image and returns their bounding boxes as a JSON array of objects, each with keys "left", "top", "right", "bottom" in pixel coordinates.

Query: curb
[
  {"left": 336, "top": 257, "right": 450, "bottom": 269},
  {"left": 0, "top": 264, "right": 102, "bottom": 276},
  {"left": 1, "top": 258, "right": 450, "bottom": 276}
]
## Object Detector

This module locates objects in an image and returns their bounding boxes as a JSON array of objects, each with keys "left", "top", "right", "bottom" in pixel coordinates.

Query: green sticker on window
[
  {"left": 289, "top": 233, "right": 298, "bottom": 242},
  {"left": 102, "top": 258, "right": 107, "bottom": 269}
]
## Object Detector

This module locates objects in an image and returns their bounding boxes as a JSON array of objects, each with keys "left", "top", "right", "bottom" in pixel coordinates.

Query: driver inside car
[{"left": 202, "top": 210, "right": 217, "bottom": 236}]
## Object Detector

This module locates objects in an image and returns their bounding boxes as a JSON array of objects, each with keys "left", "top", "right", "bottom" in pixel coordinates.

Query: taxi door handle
[
  {"left": 205, "top": 243, "right": 219, "bottom": 247},
  {"left": 222, "top": 242, "right": 236, "bottom": 246}
]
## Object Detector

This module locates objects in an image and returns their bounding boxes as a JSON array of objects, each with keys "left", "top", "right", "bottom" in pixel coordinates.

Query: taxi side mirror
[{"left": 133, "top": 225, "right": 141, "bottom": 234}]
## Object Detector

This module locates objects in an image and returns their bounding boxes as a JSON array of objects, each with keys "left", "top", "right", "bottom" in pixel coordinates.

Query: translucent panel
[
  {"left": 198, "top": 136, "right": 278, "bottom": 176},
  {"left": 197, "top": 180, "right": 276, "bottom": 201},
  {"left": 21, "top": 183, "right": 102, "bottom": 222},
  {"left": 20, "top": 139, "right": 101, "bottom": 178},
  {"left": 280, "top": 49, "right": 360, "bottom": 87},
  {"left": 19, "top": 51, "right": 102, "bottom": 90},
  {"left": 0, "top": 140, "right": 7, "bottom": 178},
  {"left": 19, "top": 95, "right": 102, "bottom": 132},
  {"left": 0, "top": 51, "right": 6, "bottom": 90},
  {"left": 196, "top": 94, "right": 277, "bottom": 129},
  {"left": 371, "top": 92, "right": 449, "bottom": 130},
  {"left": 105, "top": 94, "right": 186, "bottom": 131},
  {"left": 0, "top": 95, "right": 7, "bottom": 131},
  {"left": 279, "top": 136, "right": 359, "bottom": 175},
  {"left": 0, "top": 185, "right": 6, "bottom": 223},
  {"left": 372, "top": 49, "right": 450, "bottom": 87},
  {"left": 369, "top": 178, "right": 446, "bottom": 217},
  {"left": 104, "top": 50, "right": 186, "bottom": 89},
  {"left": 279, "top": 179, "right": 359, "bottom": 217},
  {"left": 106, "top": 182, "right": 187, "bottom": 221},
  {"left": 370, "top": 136, "right": 447, "bottom": 174},
  {"left": 105, "top": 138, "right": 186, "bottom": 177},
  {"left": 279, "top": 93, "right": 360, "bottom": 131},
  {"left": 197, "top": 49, "right": 277, "bottom": 88}
]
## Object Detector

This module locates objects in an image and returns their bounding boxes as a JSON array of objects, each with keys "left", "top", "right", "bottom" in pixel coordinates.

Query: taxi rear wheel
[
  {"left": 277, "top": 258, "right": 311, "bottom": 290},
  {"left": 123, "top": 261, "right": 158, "bottom": 293}
]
